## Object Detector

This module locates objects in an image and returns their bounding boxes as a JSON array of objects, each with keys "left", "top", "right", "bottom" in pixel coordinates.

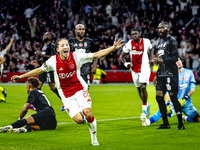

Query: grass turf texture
[{"left": 0, "top": 83, "right": 200, "bottom": 150}]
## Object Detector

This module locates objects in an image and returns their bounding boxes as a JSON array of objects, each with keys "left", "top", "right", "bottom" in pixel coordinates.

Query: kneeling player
[{"left": 0, "top": 77, "right": 57, "bottom": 133}]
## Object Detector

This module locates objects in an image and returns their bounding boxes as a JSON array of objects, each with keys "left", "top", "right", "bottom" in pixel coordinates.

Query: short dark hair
[
  {"left": 131, "top": 28, "right": 141, "bottom": 34},
  {"left": 28, "top": 77, "right": 39, "bottom": 88},
  {"left": 43, "top": 32, "right": 54, "bottom": 42},
  {"left": 54, "top": 38, "right": 73, "bottom": 53}
]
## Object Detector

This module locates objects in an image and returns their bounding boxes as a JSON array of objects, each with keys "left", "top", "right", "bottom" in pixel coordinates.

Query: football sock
[
  {"left": 142, "top": 103, "right": 147, "bottom": 114},
  {"left": 150, "top": 110, "right": 162, "bottom": 124},
  {"left": 11, "top": 119, "right": 27, "bottom": 128},
  {"left": 185, "top": 116, "right": 194, "bottom": 122},
  {"left": 170, "top": 94, "right": 183, "bottom": 125},
  {"left": 156, "top": 96, "right": 169, "bottom": 125},
  {"left": 87, "top": 116, "right": 97, "bottom": 139},
  {"left": 25, "top": 125, "right": 33, "bottom": 132},
  {"left": 52, "top": 88, "right": 61, "bottom": 99}
]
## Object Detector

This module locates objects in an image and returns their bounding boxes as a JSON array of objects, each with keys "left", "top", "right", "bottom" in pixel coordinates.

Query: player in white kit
[
  {"left": 120, "top": 28, "right": 152, "bottom": 119},
  {"left": 11, "top": 38, "right": 124, "bottom": 146}
]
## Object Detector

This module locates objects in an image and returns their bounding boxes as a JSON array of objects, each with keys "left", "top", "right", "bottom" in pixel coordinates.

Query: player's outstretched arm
[
  {"left": 5, "top": 38, "right": 13, "bottom": 52},
  {"left": 93, "top": 38, "right": 124, "bottom": 59},
  {"left": 11, "top": 68, "right": 44, "bottom": 82}
]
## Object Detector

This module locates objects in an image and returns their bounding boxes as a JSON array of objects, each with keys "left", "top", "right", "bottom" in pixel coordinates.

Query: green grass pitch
[{"left": 0, "top": 83, "right": 200, "bottom": 150}]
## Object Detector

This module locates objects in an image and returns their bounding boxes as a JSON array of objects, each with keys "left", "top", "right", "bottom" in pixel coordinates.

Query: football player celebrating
[{"left": 11, "top": 38, "right": 124, "bottom": 145}]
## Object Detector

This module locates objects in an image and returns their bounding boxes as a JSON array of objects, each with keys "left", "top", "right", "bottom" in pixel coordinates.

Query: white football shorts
[
  {"left": 62, "top": 90, "right": 92, "bottom": 118},
  {"left": 131, "top": 67, "right": 150, "bottom": 87}
]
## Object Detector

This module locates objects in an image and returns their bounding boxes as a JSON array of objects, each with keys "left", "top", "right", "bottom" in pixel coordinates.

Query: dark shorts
[
  {"left": 156, "top": 76, "right": 178, "bottom": 92},
  {"left": 82, "top": 74, "right": 90, "bottom": 85},
  {"left": 32, "top": 108, "right": 57, "bottom": 130},
  {"left": 38, "top": 71, "right": 55, "bottom": 83}
]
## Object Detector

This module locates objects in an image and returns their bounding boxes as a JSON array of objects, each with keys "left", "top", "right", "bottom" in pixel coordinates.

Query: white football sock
[{"left": 87, "top": 118, "right": 97, "bottom": 139}]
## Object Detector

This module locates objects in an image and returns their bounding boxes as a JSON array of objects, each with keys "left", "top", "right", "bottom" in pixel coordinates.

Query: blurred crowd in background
[{"left": 0, "top": 0, "right": 200, "bottom": 81}]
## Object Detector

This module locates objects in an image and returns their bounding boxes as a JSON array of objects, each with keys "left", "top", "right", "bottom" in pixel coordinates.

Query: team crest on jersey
[
  {"left": 79, "top": 43, "right": 83, "bottom": 47},
  {"left": 84, "top": 42, "right": 87, "bottom": 47},
  {"left": 69, "top": 62, "right": 75, "bottom": 69},
  {"left": 139, "top": 45, "right": 143, "bottom": 50},
  {"left": 74, "top": 43, "right": 78, "bottom": 46},
  {"left": 66, "top": 108, "right": 70, "bottom": 113},
  {"left": 185, "top": 77, "right": 188, "bottom": 82},
  {"left": 160, "top": 44, "right": 163, "bottom": 47},
  {"left": 181, "top": 77, "right": 184, "bottom": 80}
]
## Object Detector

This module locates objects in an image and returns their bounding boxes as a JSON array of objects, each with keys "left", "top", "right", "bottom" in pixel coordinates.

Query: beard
[
  {"left": 77, "top": 33, "right": 84, "bottom": 39},
  {"left": 159, "top": 30, "right": 168, "bottom": 39}
]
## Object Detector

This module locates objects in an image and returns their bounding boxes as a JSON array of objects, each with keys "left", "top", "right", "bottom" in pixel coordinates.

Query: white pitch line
[
  {"left": 57, "top": 111, "right": 200, "bottom": 125},
  {"left": 58, "top": 116, "right": 139, "bottom": 125}
]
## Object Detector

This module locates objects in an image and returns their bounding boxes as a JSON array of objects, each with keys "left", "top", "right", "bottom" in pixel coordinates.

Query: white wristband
[{"left": 124, "top": 62, "right": 131, "bottom": 68}]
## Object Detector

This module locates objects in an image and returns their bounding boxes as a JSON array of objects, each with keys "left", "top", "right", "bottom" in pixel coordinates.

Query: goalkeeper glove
[
  {"left": 178, "top": 98, "right": 186, "bottom": 107},
  {"left": 183, "top": 94, "right": 189, "bottom": 100},
  {"left": 166, "top": 105, "right": 173, "bottom": 114}
]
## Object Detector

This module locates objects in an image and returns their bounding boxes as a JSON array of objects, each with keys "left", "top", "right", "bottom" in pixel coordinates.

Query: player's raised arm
[
  {"left": 11, "top": 68, "right": 44, "bottom": 82},
  {"left": 5, "top": 38, "right": 13, "bottom": 52},
  {"left": 93, "top": 38, "right": 124, "bottom": 59}
]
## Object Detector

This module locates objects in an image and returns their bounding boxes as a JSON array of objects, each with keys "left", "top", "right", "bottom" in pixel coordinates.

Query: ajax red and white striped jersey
[
  {"left": 123, "top": 38, "right": 152, "bottom": 73},
  {"left": 41, "top": 52, "right": 93, "bottom": 98}
]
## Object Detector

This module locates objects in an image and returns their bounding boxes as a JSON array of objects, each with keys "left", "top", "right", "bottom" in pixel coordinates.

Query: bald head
[
  {"left": 158, "top": 21, "right": 170, "bottom": 39},
  {"left": 75, "top": 24, "right": 85, "bottom": 40}
]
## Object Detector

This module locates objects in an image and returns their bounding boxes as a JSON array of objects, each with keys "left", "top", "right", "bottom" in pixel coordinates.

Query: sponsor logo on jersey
[
  {"left": 59, "top": 70, "right": 76, "bottom": 79},
  {"left": 179, "top": 83, "right": 188, "bottom": 89},
  {"left": 181, "top": 77, "right": 184, "bottom": 80},
  {"left": 161, "top": 44, "right": 163, "bottom": 47},
  {"left": 158, "top": 49, "right": 164, "bottom": 57},
  {"left": 74, "top": 43, "right": 78, "bottom": 46},
  {"left": 79, "top": 43, "right": 83, "bottom": 47},
  {"left": 59, "top": 67, "right": 63, "bottom": 71},
  {"left": 133, "top": 46, "right": 136, "bottom": 49},
  {"left": 75, "top": 48, "right": 86, "bottom": 53},
  {"left": 84, "top": 42, "right": 87, "bottom": 47},
  {"left": 131, "top": 50, "right": 143, "bottom": 55}
]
